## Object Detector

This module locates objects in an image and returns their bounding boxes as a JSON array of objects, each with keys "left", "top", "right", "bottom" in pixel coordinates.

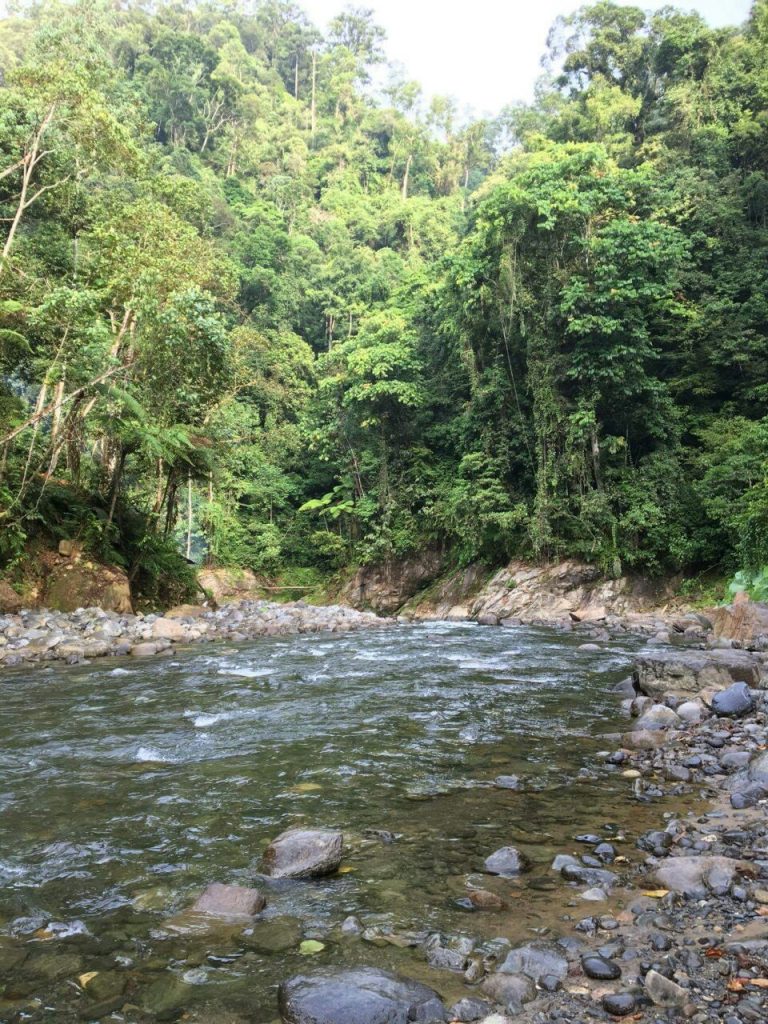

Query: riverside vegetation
[{"left": 0, "top": 0, "right": 767, "bottom": 604}]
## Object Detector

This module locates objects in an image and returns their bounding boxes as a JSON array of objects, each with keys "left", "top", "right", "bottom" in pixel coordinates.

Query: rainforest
[{"left": 1, "top": 0, "right": 767, "bottom": 605}]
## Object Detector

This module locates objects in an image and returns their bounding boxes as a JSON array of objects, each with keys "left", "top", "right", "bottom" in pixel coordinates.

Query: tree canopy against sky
[{"left": 1, "top": 0, "right": 766, "bottom": 602}]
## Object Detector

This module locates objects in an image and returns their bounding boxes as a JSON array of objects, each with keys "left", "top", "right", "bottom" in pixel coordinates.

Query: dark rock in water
[
  {"left": 602, "top": 993, "right": 637, "bottom": 1017},
  {"left": 712, "top": 682, "right": 755, "bottom": 717},
  {"left": 611, "top": 677, "right": 637, "bottom": 697},
  {"left": 498, "top": 942, "right": 568, "bottom": 982},
  {"left": 262, "top": 828, "right": 343, "bottom": 879},
  {"left": 637, "top": 830, "right": 673, "bottom": 856},
  {"left": 243, "top": 916, "right": 302, "bottom": 953},
  {"left": 278, "top": 968, "right": 447, "bottom": 1024},
  {"left": 480, "top": 972, "right": 536, "bottom": 1012},
  {"left": 192, "top": 882, "right": 265, "bottom": 919},
  {"left": 561, "top": 863, "right": 617, "bottom": 888},
  {"left": 467, "top": 888, "right": 507, "bottom": 911},
  {"left": 483, "top": 846, "right": 529, "bottom": 876},
  {"left": 447, "top": 997, "right": 494, "bottom": 1022},
  {"left": 581, "top": 954, "right": 621, "bottom": 980},
  {"left": 594, "top": 842, "right": 616, "bottom": 863}
]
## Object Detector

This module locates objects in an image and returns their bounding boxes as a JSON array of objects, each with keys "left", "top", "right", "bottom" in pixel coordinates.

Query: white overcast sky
[{"left": 302, "top": 0, "right": 753, "bottom": 116}]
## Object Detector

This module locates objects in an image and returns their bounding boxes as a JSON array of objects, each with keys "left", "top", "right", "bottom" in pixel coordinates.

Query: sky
[{"left": 301, "top": 0, "right": 754, "bottom": 116}]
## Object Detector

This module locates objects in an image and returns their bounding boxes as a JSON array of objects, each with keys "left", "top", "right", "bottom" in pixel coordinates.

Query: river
[{"left": 0, "top": 620, "right": 659, "bottom": 1021}]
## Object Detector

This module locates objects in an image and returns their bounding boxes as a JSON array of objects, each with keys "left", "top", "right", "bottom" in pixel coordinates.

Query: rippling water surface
[{"left": 0, "top": 621, "right": 651, "bottom": 1021}]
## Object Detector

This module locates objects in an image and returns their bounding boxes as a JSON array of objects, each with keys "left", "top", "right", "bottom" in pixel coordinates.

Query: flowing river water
[{"left": 0, "top": 621, "right": 680, "bottom": 1022}]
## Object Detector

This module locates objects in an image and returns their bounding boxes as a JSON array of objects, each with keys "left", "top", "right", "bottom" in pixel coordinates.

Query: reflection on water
[{"left": 0, "top": 621, "right": 658, "bottom": 1020}]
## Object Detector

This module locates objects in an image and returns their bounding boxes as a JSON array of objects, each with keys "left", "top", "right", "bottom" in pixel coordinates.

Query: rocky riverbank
[
  {"left": 0, "top": 600, "right": 390, "bottom": 668},
  {"left": 270, "top": 627, "right": 768, "bottom": 1023}
]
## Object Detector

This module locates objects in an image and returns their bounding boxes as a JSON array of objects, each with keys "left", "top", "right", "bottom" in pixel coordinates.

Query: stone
[
  {"left": 151, "top": 617, "right": 188, "bottom": 641},
  {"left": 581, "top": 954, "right": 621, "bottom": 980},
  {"left": 130, "top": 642, "right": 159, "bottom": 657},
  {"left": 644, "top": 968, "right": 687, "bottom": 1007},
  {"left": 192, "top": 882, "right": 265, "bottom": 919},
  {"left": 493, "top": 775, "right": 520, "bottom": 790},
  {"left": 277, "top": 967, "right": 447, "bottom": 1024},
  {"left": 602, "top": 993, "right": 637, "bottom": 1017},
  {"left": 634, "top": 647, "right": 763, "bottom": 698},
  {"left": 483, "top": 846, "right": 528, "bottom": 876},
  {"left": 448, "top": 997, "right": 494, "bottom": 1022},
  {"left": 480, "top": 972, "right": 536, "bottom": 1012},
  {"left": 45, "top": 562, "right": 132, "bottom": 614},
  {"left": 498, "top": 943, "right": 568, "bottom": 982},
  {"left": 0, "top": 580, "right": 23, "bottom": 613},
  {"left": 634, "top": 704, "right": 680, "bottom": 731},
  {"left": 262, "top": 828, "right": 343, "bottom": 879},
  {"left": 560, "top": 863, "right": 617, "bottom": 888},
  {"left": 748, "top": 749, "right": 768, "bottom": 784},
  {"left": 58, "top": 539, "right": 83, "bottom": 558},
  {"left": 467, "top": 889, "right": 507, "bottom": 911},
  {"left": 165, "top": 604, "right": 206, "bottom": 618},
  {"left": 654, "top": 855, "right": 745, "bottom": 898},
  {"left": 677, "top": 699, "right": 706, "bottom": 724},
  {"left": 711, "top": 682, "right": 755, "bottom": 717},
  {"left": 709, "top": 598, "right": 768, "bottom": 649}
]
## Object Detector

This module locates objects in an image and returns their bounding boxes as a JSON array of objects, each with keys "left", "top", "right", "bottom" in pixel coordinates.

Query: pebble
[
  {"left": 602, "top": 992, "right": 637, "bottom": 1016},
  {"left": 581, "top": 954, "right": 621, "bottom": 980}
]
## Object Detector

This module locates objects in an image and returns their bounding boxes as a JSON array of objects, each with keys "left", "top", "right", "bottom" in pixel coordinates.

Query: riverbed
[{"left": 0, "top": 621, "right": 687, "bottom": 1021}]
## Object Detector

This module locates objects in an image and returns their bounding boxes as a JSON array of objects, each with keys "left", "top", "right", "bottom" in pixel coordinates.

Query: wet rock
[
  {"left": 731, "top": 782, "right": 768, "bottom": 809},
  {"left": 712, "top": 682, "right": 755, "bottom": 717},
  {"left": 493, "top": 775, "right": 520, "bottom": 790},
  {"left": 140, "top": 973, "right": 191, "bottom": 1017},
  {"left": 448, "top": 997, "right": 494, "bottom": 1022},
  {"left": 498, "top": 942, "right": 568, "bottom": 982},
  {"left": 480, "top": 972, "right": 536, "bottom": 1012},
  {"left": 483, "top": 846, "right": 528, "bottom": 876},
  {"left": 243, "top": 916, "right": 302, "bottom": 953},
  {"left": 634, "top": 647, "right": 763, "bottom": 698},
  {"left": 644, "top": 968, "right": 687, "bottom": 1007},
  {"left": 192, "top": 882, "right": 265, "bottom": 919},
  {"left": 637, "top": 830, "right": 674, "bottom": 856},
  {"left": 560, "top": 863, "right": 617, "bottom": 888},
  {"left": 581, "top": 954, "right": 621, "bottom": 980},
  {"left": 602, "top": 993, "right": 637, "bottom": 1017},
  {"left": 277, "top": 967, "right": 447, "bottom": 1024},
  {"left": 467, "top": 889, "right": 507, "bottom": 911},
  {"left": 262, "top": 828, "right": 343, "bottom": 879}
]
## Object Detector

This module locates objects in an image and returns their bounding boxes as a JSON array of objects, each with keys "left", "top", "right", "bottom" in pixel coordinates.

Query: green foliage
[{"left": 0, "top": 0, "right": 766, "bottom": 603}]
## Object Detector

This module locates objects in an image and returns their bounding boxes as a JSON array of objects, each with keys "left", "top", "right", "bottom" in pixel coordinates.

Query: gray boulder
[
  {"left": 192, "top": 882, "right": 265, "bottom": 919},
  {"left": 654, "top": 855, "right": 745, "bottom": 898},
  {"left": 634, "top": 647, "right": 763, "bottom": 698},
  {"left": 278, "top": 967, "right": 447, "bottom": 1024},
  {"left": 711, "top": 681, "right": 755, "bottom": 717},
  {"left": 262, "top": 828, "right": 343, "bottom": 879}
]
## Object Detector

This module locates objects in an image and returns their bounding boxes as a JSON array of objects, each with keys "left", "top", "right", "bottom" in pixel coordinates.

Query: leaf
[
  {"left": 299, "top": 940, "right": 325, "bottom": 955},
  {"left": 338, "top": 865, "right": 355, "bottom": 874},
  {"left": 641, "top": 889, "right": 669, "bottom": 898},
  {"left": 78, "top": 972, "right": 99, "bottom": 988}
]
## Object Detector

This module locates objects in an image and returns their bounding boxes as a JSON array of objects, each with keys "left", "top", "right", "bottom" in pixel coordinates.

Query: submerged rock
[
  {"left": 262, "top": 828, "right": 343, "bottom": 879},
  {"left": 277, "top": 967, "right": 447, "bottom": 1024},
  {"left": 192, "top": 883, "right": 265, "bottom": 919},
  {"left": 483, "top": 846, "right": 529, "bottom": 876}
]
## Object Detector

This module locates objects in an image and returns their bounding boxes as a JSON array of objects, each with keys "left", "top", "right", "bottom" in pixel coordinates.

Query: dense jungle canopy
[{"left": 0, "top": 0, "right": 766, "bottom": 603}]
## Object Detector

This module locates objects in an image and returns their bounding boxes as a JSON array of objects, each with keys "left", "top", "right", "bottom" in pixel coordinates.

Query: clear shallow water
[{"left": 0, "top": 621, "right": 656, "bottom": 1021}]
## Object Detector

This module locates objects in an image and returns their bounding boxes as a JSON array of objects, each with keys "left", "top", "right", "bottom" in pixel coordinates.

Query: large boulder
[
  {"left": 634, "top": 647, "right": 763, "bottom": 698},
  {"left": 197, "top": 566, "right": 262, "bottom": 604},
  {"left": 338, "top": 550, "right": 445, "bottom": 615},
  {"left": 0, "top": 579, "right": 23, "bottom": 613},
  {"left": 44, "top": 561, "right": 132, "bottom": 614},
  {"left": 150, "top": 617, "right": 188, "bottom": 642},
  {"left": 278, "top": 967, "right": 447, "bottom": 1024},
  {"left": 708, "top": 594, "right": 768, "bottom": 649},
  {"left": 262, "top": 828, "right": 343, "bottom": 879}
]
